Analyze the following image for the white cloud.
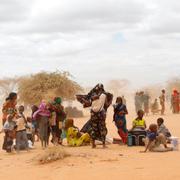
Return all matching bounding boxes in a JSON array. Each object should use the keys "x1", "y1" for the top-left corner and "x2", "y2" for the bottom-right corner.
[{"x1": 0, "y1": 0, "x2": 179, "y2": 89}]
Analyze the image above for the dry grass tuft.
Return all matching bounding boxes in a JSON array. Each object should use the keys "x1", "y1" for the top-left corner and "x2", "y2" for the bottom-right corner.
[{"x1": 38, "y1": 146, "x2": 70, "y2": 164}]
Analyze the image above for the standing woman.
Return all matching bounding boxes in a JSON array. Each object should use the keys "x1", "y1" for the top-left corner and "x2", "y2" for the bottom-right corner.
[
  {"x1": 53, "y1": 97, "x2": 66, "y2": 145},
  {"x1": 89, "y1": 84, "x2": 108, "y2": 148},
  {"x1": 113, "y1": 97, "x2": 128, "y2": 144},
  {"x1": 2, "y1": 92, "x2": 17, "y2": 125},
  {"x1": 33, "y1": 101, "x2": 51, "y2": 149}
]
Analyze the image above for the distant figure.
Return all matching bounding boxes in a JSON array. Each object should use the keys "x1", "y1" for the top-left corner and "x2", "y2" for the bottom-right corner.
[
  {"x1": 151, "y1": 98, "x2": 159, "y2": 115},
  {"x1": 143, "y1": 93, "x2": 150, "y2": 116},
  {"x1": 134, "y1": 92, "x2": 141, "y2": 113},
  {"x1": 113, "y1": 97, "x2": 128, "y2": 144},
  {"x1": 159, "y1": 89, "x2": 166, "y2": 115},
  {"x1": 171, "y1": 90, "x2": 179, "y2": 114}
]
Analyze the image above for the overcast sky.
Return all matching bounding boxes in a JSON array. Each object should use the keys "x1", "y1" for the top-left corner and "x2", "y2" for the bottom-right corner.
[{"x1": 0, "y1": 0, "x2": 180, "y2": 88}]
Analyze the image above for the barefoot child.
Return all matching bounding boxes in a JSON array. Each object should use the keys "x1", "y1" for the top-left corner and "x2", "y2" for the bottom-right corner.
[
  {"x1": 157, "y1": 118, "x2": 171, "y2": 139},
  {"x1": 2, "y1": 115, "x2": 16, "y2": 153},
  {"x1": 15, "y1": 115, "x2": 29, "y2": 152},
  {"x1": 31, "y1": 105, "x2": 39, "y2": 142},
  {"x1": 142, "y1": 124, "x2": 173, "y2": 152},
  {"x1": 26, "y1": 117, "x2": 34, "y2": 145}
]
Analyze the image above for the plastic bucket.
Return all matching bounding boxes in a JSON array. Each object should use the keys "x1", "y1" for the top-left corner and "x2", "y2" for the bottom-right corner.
[{"x1": 170, "y1": 137, "x2": 179, "y2": 151}]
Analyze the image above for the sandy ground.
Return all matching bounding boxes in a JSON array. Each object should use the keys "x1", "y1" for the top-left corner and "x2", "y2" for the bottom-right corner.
[{"x1": 0, "y1": 105, "x2": 180, "y2": 180}]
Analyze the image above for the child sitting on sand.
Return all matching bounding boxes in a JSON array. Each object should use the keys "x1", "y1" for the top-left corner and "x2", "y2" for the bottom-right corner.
[
  {"x1": 157, "y1": 118, "x2": 171, "y2": 139},
  {"x1": 142, "y1": 124, "x2": 173, "y2": 152}
]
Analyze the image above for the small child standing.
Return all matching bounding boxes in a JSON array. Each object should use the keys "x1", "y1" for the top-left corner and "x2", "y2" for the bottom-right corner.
[
  {"x1": 17, "y1": 105, "x2": 26, "y2": 122},
  {"x1": 15, "y1": 105, "x2": 28, "y2": 152},
  {"x1": 26, "y1": 117, "x2": 34, "y2": 145},
  {"x1": 2, "y1": 115, "x2": 16, "y2": 153},
  {"x1": 31, "y1": 105, "x2": 39, "y2": 142}
]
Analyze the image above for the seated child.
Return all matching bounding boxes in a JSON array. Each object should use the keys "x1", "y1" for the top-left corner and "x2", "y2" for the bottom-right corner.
[
  {"x1": 2, "y1": 115, "x2": 16, "y2": 153},
  {"x1": 65, "y1": 119, "x2": 90, "y2": 146},
  {"x1": 142, "y1": 124, "x2": 173, "y2": 152},
  {"x1": 157, "y1": 118, "x2": 171, "y2": 139},
  {"x1": 132, "y1": 110, "x2": 147, "y2": 130}
]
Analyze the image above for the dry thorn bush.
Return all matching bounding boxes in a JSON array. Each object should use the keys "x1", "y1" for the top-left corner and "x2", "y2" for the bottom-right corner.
[{"x1": 38, "y1": 146, "x2": 70, "y2": 164}]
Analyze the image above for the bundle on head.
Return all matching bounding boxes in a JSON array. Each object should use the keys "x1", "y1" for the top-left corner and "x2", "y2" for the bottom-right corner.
[
  {"x1": 76, "y1": 83, "x2": 104, "y2": 107},
  {"x1": 38, "y1": 146, "x2": 70, "y2": 164},
  {"x1": 76, "y1": 94, "x2": 91, "y2": 108}
]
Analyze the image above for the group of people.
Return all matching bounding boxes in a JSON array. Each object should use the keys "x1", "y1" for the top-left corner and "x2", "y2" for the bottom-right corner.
[
  {"x1": 0, "y1": 84, "x2": 176, "y2": 153},
  {"x1": 135, "y1": 89, "x2": 180, "y2": 116},
  {"x1": 1, "y1": 93, "x2": 30, "y2": 152},
  {"x1": 1, "y1": 92, "x2": 90, "y2": 152},
  {"x1": 113, "y1": 98, "x2": 172, "y2": 152},
  {"x1": 134, "y1": 90, "x2": 166, "y2": 116},
  {"x1": 77, "y1": 84, "x2": 173, "y2": 152}
]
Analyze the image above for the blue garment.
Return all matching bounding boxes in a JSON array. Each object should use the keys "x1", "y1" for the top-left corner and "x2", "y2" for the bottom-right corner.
[
  {"x1": 114, "y1": 104, "x2": 128, "y2": 133},
  {"x1": 147, "y1": 131, "x2": 157, "y2": 141}
]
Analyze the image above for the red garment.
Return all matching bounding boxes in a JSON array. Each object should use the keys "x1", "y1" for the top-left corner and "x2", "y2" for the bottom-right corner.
[
  {"x1": 118, "y1": 129, "x2": 128, "y2": 144},
  {"x1": 2, "y1": 100, "x2": 17, "y2": 125},
  {"x1": 172, "y1": 91, "x2": 180, "y2": 113}
]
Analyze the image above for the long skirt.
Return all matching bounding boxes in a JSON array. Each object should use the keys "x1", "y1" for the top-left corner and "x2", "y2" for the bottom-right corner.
[
  {"x1": 89, "y1": 110, "x2": 107, "y2": 143},
  {"x1": 80, "y1": 119, "x2": 91, "y2": 133},
  {"x1": 39, "y1": 116, "x2": 49, "y2": 148},
  {"x1": 16, "y1": 130, "x2": 28, "y2": 151},
  {"x1": 114, "y1": 115, "x2": 128, "y2": 144},
  {"x1": 2, "y1": 132, "x2": 13, "y2": 152}
]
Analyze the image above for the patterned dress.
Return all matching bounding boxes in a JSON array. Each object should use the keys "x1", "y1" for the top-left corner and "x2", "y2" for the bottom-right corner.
[
  {"x1": 86, "y1": 93, "x2": 107, "y2": 143},
  {"x1": 89, "y1": 110, "x2": 107, "y2": 142},
  {"x1": 114, "y1": 103, "x2": 128, "y2": 144}
]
